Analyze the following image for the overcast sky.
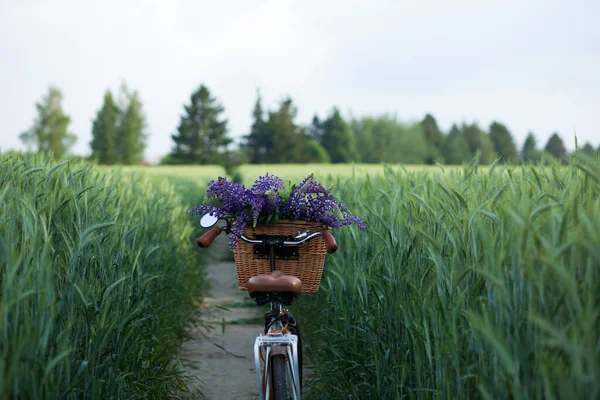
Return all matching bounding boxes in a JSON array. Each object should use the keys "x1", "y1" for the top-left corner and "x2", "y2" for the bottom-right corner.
[{"x1": 1, "y1": 0, "x2": 598, "y2": 162}]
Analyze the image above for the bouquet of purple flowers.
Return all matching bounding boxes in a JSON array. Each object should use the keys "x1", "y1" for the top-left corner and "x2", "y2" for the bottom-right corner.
[{"x1": 191, "y1": 173, "x2": 367, "y2": 249}]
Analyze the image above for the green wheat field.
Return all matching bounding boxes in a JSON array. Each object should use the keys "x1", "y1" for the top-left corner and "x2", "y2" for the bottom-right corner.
[{"x1": 2, "y1": 152, "x2": 599, "y2": 399}]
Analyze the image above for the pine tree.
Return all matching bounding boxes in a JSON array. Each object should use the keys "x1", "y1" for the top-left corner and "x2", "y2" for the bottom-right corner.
[
  {"x1": 116, "y1": 85, "x2": 147, "y2": 165},
  {"x1": 421, "y1": 114, "x2": 443, "y2": 148},
  {"x1": 489, "y1": 121, "x2": 518, "y2": 163},
  {"x1": 321, "y1": 108, "x2": 358, "y2": 163},
  {"x1": 20, "y1": 86, "x2": 76, "y2": 159},
  {"x1": 544, "y1": 133, "x2": 567, "y2": 162},
  {"x1": 308, "y1": 115, "x2": 324, "y2": 143},
  {"x1": 90, "y1": 90, "x2": 120, "y2": 164},
  {"x1": 580, "y1": 142, "x2": 596, "y2": 157},
  {"x1": 461, "y1": 123, "x2": 495, "y2": 164},
  {"x1": 242, "y1": 95, "x2": 311, "y2": 164},
  {"x1": 169, "y1": 85, "x2": 231, "y2": 164},
  {"x1": 443, "y1": 124, "x2": 470, "y2": 165},
  {"x1": 242, "y1": 90, "x2": 270, "y2": 164},
  {"x1": 521, "y1": 132, "x2": 538, "y2": 162},
  {"x1": 420, "y1": 114, "x2": 444, "y2": 164},
  {"x1": 264, "y1": 98, "x2": 310, "y2": 163}
]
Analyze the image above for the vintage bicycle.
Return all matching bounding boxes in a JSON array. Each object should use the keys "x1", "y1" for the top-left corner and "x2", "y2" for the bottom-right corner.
[{"x1": 196, "y1": 213, "x2": 337, "y2": 400}]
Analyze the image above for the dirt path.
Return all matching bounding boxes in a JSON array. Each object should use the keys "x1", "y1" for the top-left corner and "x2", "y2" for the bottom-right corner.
[{"x1": 182, "y1": 234, "x2": 264, "y2": 399}]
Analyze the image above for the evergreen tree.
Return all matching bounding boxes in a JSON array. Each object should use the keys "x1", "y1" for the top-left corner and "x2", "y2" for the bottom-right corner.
[
  {"x1": 443, "y1": 124, "x2": 470, "y2": 165},
  {"x1": 263, "y1": 98, "x2": 310, "y2": 163},
  {"x1": 321, "y1": 108, "x2": 358, "y2": 163},
  {"x1": 580, "y1": 142, "x2": 596, "y2": 157},
  {"x1": 544, "y1": 133, "x2": 567, "y2": 162},
  {"x1": 169, "y1": 85, "x2": 231, "y2": 164},
  {"x1": 421, "y1": 114, "x2": 444, "y2": 164},
  {"x1": 116, "y1": 85, "x2": 147, "y2": 165},
  {"x1": 243, "y1": 90, "x2": 270, "y2": 164},
  {"x1": 489, "y1": 121, "x2": 518, "y2": 163},
  {"x1": 521, "y1": 132, "x2": 538, "y2": 162},
  {"x1": 308, "y1": 115, "x2": 325, "y2": 143},
  {"x1": 20, "y1": 86, "x2": 76, "y2": 159},
  {"x1": 90, "y1": 90, "x2": 120, "y2": 164},
  {"x1": 421, "y1": 114, "x2": 443, "y2": 149},
  {"x1": 242, "y1": 95, "x2": 312, "y2": 164},
  {"x1": 461, "y1": 123, "x2": 495, "y2": 164}
]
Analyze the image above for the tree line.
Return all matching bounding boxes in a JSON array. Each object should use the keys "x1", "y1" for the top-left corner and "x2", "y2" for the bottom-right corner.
[
  {"x1": 16, "y1": 84, "x2": 600, "y2": 165},
  {"x1": 18, "y1": 85, "x2": 147, "y2": 165}
]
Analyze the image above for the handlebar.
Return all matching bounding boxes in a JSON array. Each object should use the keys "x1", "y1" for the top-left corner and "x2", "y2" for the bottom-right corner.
[
  {"x1": 196, "y1": 226, "x2": 222, "y2": 248},
  {"x1": 196, "y1": 225, "x2": 337, "y2": 254}
]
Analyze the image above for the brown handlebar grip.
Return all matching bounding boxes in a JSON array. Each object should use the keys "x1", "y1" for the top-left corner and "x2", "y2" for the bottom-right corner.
[
  {"x1": 322, "y1": 231, "x2": 338, "y2": 254},
  {"x1": 197, "y1": 227, "x2": 222, "y2": 248}
]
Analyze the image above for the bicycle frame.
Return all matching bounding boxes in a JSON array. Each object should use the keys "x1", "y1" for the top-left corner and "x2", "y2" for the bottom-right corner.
[
  {"x1": 196, "y1": 217, "x2": 337, "y2": 400},
  {"x1": 253, "y1": 240, "x2": 302, "y2": 400},
  {"x1": 255, "y1": 309, "x2": 302, "y2": 399}
]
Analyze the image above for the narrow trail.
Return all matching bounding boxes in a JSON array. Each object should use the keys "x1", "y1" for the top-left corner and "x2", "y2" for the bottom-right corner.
[{"x1": 182, "y1": 234, "x2": 264, "y2": 399}]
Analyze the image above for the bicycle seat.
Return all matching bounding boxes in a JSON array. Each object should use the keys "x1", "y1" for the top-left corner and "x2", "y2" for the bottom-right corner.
[{"x1": 247, "y1": 271, "x2": 302, "y2": 294}]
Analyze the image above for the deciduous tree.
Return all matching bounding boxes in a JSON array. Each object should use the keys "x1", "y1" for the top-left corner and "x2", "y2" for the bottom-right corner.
[
  {"x1": 307, "y1": 140, "x2": 331, "y2": 163},
  {"x1": 350, "y1": 115, "x2": 428, "y2": 164},
  {"x1": 20, "y1": 86, "x2": 76, "y2": 159}
]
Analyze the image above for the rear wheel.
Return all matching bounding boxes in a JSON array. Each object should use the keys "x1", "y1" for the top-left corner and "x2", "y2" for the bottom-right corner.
[{"x1": 270, "y1": 354, "x2": 287, "y2": 399}]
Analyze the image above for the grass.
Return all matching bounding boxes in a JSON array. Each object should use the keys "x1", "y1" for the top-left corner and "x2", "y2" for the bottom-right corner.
[
  {"x1": 119, "y1": 163, "x2": 454, "y2": 189},
  {"x1": 0, "y1": 152, "x2": 206, "y2": 399},
  {"x1": 117, "y1": 158, "x2": 598, "y2": 398},
  {"x1": 292, "y1": 155, "x2": 600, "y2": 399},
  {"x1": 14, "y1": 155, "x2": 594, "y2": 398}
]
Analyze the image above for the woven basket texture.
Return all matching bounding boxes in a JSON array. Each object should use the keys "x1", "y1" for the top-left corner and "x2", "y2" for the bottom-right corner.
[{"x1": 233, "y1": 220, "x2": 327, "y2": 293}]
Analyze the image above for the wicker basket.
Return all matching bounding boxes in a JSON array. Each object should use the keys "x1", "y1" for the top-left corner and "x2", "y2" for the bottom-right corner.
[{"x1": 233, "y1": 220, "x2": 328, "y2": 294}]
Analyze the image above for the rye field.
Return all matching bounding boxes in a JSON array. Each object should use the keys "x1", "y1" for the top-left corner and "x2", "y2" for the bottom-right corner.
[
  {"x1": 119, "y1": 163, "x2": 455, "y2": 192},
  {"x1": 0, "y1": 152, "x2": 206, "y2": 399},
  {"x1": 124, "y1": 157, "x2": 599, "y2": 398},
  {"x1": 3, "y1": 153, "x2": 599, "y2": 398},
  {"x1": 292, "y1": 156, "x2": 600, "y2": 399}
]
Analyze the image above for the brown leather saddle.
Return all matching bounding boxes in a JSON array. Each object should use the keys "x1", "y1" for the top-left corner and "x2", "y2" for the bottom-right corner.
[{"x1": 247, "y1": 271, "x2": 302, "y2": 294}]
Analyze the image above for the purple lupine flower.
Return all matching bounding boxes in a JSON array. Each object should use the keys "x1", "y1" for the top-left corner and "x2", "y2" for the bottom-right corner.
[
  {"x1": 229, "y1": 208, "x2": 251, "y2": 250},
  {"x1": 252, "y1": 173, "x2": 285, "y2": 195},
  {"x1": 250, "y1": 195, "x2": 265, "y2": 227},
  {"x1": 190, "y1": 204, "x2": 229, "y2": 220},
  {"x1": 204, "y1": 177, "x2": 253, "y2": 213},
  {"x1": 249, "y1": 174, "x2": 285, "y2": 227},
  {"x1": 191, "y1": 173, "x2": 367, "y2": 250}
]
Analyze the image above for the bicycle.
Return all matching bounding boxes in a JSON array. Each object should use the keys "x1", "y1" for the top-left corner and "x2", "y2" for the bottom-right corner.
[{"x1": 196, "y1": 214, "x2": 337, "y2": 400}]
